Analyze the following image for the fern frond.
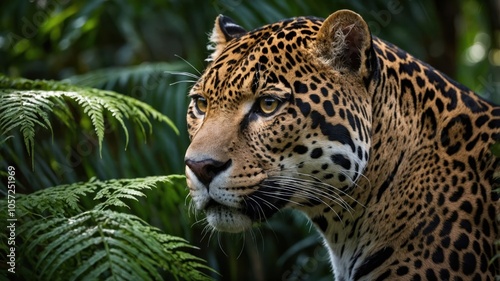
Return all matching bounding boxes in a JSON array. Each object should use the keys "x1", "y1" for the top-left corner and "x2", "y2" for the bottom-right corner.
[
  {"x1": 0, "y1": 90, "x2": 57, "y2": 166},
  {"x1": 9, "y1": 174, "x2": 215, "y2": 280},
  {"x1": 0, "y1": 74, "x2": 177, "y2": 165},
  {"x1": 16, "y1": 176, "x2": 182, "y2": 217},
  {"x1": 93, "y1": 175, "x2": 175, "y2": 210},
  {"x1": 15, "y1": 178, "x2": 98, "y2": 217},
  {"x1": 22, "y1": 210, "x2": 213, "y2": 281}
]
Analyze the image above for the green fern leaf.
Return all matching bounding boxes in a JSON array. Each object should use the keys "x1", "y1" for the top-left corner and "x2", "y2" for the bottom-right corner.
[
  {"x1": 16, "y1": 179, "x2": 98, "y2": 217},
  {"x1": 41, "y1": 231, "x2": 100, "y2": 278},
  {"x1": 108, "y1": 230, "x2": 162, "y2": 267},
  {"x1": 93, "y1": 176, "x2": 171, "y2": 210},
  {"x1": 68, "y1": 93, "x2": 106, "y2": 153},
  {"x1": 23, "y1": 217, "x2": 70, "y2": 255},
  {"x1": 107, "y1": 255, "x2": 140, "y2": 281},
  {"x1": 16, "y1": 176, "x2": 180, "y2": 218},
  {"x1": 14, "y1": 175, "x2": 214, "y2": 280},
  {"x1": 0, "y1": 90, "x2": 56, "y2": 166},
  {"x1": 108, "y1": 248, "x2": 154, "y2": 280},
  {"x1": 105, "y1": 237, "x2": 162, "y2": 280},
  {"x1": 69, "y1": 250, "x2": 107, "y2": 281},
  {"x1": 81, "y1": 259, "x2": 111, "y2": 281},
  {"x1": 23, "y1": 210, "x2": 213, "y2": 281},
  {"x1": 0, "y1": 74, "x2": 177, "y2": 165}
]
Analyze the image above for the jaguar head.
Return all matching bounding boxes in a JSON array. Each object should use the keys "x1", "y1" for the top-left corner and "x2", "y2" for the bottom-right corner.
[{"x1": 184, "y1": 10, "x2": 377, "y2": 233}]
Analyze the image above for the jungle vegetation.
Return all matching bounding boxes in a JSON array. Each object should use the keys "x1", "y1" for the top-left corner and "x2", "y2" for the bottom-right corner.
[{"x1": 1, "y1": 1, "x2": 499, "y2": 280}]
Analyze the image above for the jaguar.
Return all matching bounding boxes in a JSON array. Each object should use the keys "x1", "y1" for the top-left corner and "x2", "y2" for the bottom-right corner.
[{"x1": 184, "y1": 9, "x2": 500, "y2": 280}]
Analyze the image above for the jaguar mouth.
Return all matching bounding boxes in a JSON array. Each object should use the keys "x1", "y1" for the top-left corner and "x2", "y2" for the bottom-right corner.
[
  {"x1": 204, "y1": 200, "x2": 253, "y2": 233},
  {"x1": 204, "y1": 197, "x2": 278, "y2": 221},
  {"x1": 202, "y1": 181, "x2": 289, "y2": 233},
  {"x1": 243, "y1": 180, "x2": 290, "y2": 220}
]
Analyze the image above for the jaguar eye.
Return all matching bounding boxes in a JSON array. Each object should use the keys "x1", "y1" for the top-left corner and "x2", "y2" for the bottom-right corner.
[
  {"x1": 194, "y1": 96, "x2": 208, "y2": 114},
  {"x1": 258, "y1": 96, "x2": 280, "y2": 115}
]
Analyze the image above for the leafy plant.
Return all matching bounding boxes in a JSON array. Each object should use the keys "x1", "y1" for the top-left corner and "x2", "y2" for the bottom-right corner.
[
  {"x1": 0, "y1": 75, "x2": 214, "y2": 280},
  {"x1": 0, "y1": 176, "x2": 214, "y2": 281},
  {"x1": 0, "y1": 74, "x2": 177, "y2": 167}
]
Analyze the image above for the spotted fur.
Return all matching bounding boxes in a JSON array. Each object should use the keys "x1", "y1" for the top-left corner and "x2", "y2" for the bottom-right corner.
[{"x1": 184, "y1": 10, "x2": 500, "y2": 280}]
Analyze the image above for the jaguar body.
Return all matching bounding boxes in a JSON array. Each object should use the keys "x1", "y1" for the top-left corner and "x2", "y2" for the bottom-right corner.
[{"x1": 184, "y1": 10, "x2": 500, "y2": 280}]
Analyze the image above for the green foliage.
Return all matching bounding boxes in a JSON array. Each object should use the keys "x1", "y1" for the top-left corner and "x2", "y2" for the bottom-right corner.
[
  {"x1": 0, "y1": 72, "x2": 213, "y2": 279},
  {"x1": 1, "y1": 1, "x2": 498, "y2": 280},
  {"x1": 0, "y1": 74, "x2": 177, "y2": 167},
  {"x1": 0, "y1": 176, "x2": 214, "y2": 281}
]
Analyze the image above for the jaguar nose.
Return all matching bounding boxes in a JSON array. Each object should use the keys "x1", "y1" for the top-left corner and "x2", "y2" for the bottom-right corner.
[{"x1": 185, "y1": 158, "x2": 232, "y2": 187}]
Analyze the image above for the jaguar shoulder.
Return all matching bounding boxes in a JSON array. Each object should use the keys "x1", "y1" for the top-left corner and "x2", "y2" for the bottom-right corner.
[{"x1": 184, "y1": 9, "x2": 500, "y2": 280}]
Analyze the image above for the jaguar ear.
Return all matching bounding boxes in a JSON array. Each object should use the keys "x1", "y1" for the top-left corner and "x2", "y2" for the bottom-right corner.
[
  {"x1": 314, "y1": 10, "x2": 377, "y2": 82},
  {"x1": 207, "y1": 15, "x2": 247, "y2": 61}
]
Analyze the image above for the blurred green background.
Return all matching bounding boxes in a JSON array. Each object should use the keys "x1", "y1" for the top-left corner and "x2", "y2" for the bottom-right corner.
[{"x1": 1, "y1": 0, "x2": 499, "y2": 280}]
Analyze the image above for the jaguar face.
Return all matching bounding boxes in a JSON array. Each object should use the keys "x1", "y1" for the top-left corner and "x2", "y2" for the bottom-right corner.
[{"x1": 184, "y1": 11, "x2": 375, "y2": 233}]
